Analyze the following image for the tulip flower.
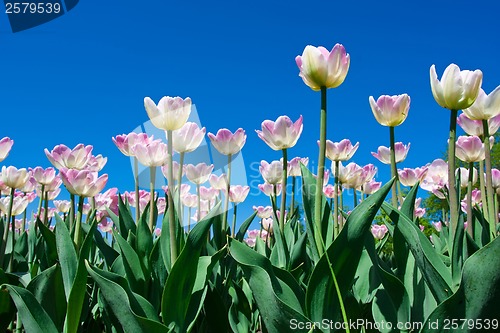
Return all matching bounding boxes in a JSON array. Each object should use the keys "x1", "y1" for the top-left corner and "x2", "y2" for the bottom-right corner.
[
  {"x1": 261, "y1": 218, "x2": 273, "y2": 232},
  {"x1": 45, "y1": 144, "x2": 93, "y2": 170},
  {"x1": 228, "y1": 185, "x2": 250, "y2": 204},
  {"x1": 431, "y1": 221, "x2": 443, "y2": 232},
  {"x1": 258, "y1": 183, "x2": 282, "y2": 197},
  {"x1": 160, "y1": 161, "x2": 183, "y2": 182},
  {"x1": 30, "y1": 166, "x2": 57, "y2": 186},
  {"x1": 0, "y1": 196, "x2": 29, "y2": 216},
  {"x1": 455, "y1": 135, "x2": 485, "y2": 163},
  {"x1": 172, "y1": 122, "x2": 206, "y2": 153},
  {"x1": 287, "y1": 157, "x2": 309, "y2": 177},
  {"x1": 360, "y1": 164, "x2": 378, "y2": 184},
  {"x1": 144, "y1": 96, "x2": 192, "y2": 131},
  {"x1": 414, "y1": 198, "x2": 426, "y2": 218},
  {"x1": 371, "y1": 224, "x2": 388, "y2": 240},
  {"x1": 295, "y1": 44, "x2": 350, "y2": 91},
  {"x1": 256, "y1": 115, "x2": 303, "y2": 151},
  {"x1": 323, "y1": 184, "x2": 341, "y2": 198},
  {"x1": 332, "y1": 162, "x2": 364, "y2": 189},
  {"x1": 112, "y1": 132, "x2": 153, "y2": 157},
  {"x1": 259, "y1": 160, "x2": 283, "y2": 185},
  {"x1": 181, "y1": 193, "x2": 198, "y2": 208},
  {"x1": 185, "y1": 163, "x2": 213, "y2": 185},
  {"x1": 1, "y1": 166, "x2": 29, "y2": 189},
  {"x1": 430, "y1": 64, "x2": 483, "y2": 111},
  {"x1": 457, "y1": 113, "x2": 500, "y2": 137},
  {"x1": 430, "y1": 64, "x2": 483, "y2": 233},
  {"x1": 398, "y1": 167, "x2": 428, "y2": 187},
  {"x1": 60, "y1": 168, "x2": 108, "y2": 198},
  {"x1": 371, "y1": 143, "x2": 410, "y2": 165},
  {"x1": 54, "y1": 200, "x2": 71, "y2": 213},
  {"x1": 361, "y1": 179, "x2": 382, "y2": 195},
  {"x1": 369, "y1": 94, "x2": 410, "y2": 127},
  {"x1": 199, "y1": 186, "x2": 219, "y2": 201},
  {"x1": 209, "y1": 173, "x2": 227, "y2": 190},
  {"x1": 420, "y1": 159, "x2": 448, "y2": 195},
  {"x1": 491, "y1": 169, "x2": 500, "y2": 189},
  {"x1": 133, "y1": 140, "x2": 169, "y2": 167},
  {"x1": 462, "y1": 87, "x2": 500, "y2": 121},
  {"x1": 98, "y1": 218, "x2": 114, "y2": 233},
  {"x1": 208, "y1": 128, "x2": 246, "y2": 155},
  {"x1": 20, "y1": 176, "x2": 37, "y2": 193},
  {"x1": 0, "y1": 137, "x2": 14, "y2": 162},
  {"x1": 253, "y1": 205, "x2": 273, "y2": 219},
  {"x1": 324, "y1": 139, "x2": 359, "y2": 162}
]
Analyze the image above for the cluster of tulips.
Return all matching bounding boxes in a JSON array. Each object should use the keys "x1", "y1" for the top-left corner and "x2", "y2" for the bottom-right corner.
[{"x1": 0, "y1": 42, "x2": 499, "y2": 333}]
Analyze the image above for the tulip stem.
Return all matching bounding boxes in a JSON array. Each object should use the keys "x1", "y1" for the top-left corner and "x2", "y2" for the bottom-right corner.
[
  {"x1": 232, "y1": 204, "x2": 238, "y2": 238},
  {"x1": 223, "y1": 154, "x2": 232, "y2": 237},
  {"x1": 314, "y1": 86, "x2": 327, "y2": 256},
  {"x1": 479, "y1": 159, "x2": 488, "y2": 220},
  {"x1": 448, "y1": 109, "x2": 459, "y2": 235},
  {"x1": 0, "y1": 188, "x2": 15, "y2": 270},
  {"x1": 149, "y1": 166, "x2": 156, "y2": 231},
  {"x1": 353, "y1": 189, "x2": 358, "y2": 208},
  {"x1": 196, "y1": 183, "x2": 201, "y2": 223},
  {"x1": 69, "y1": 194, "x2": 75, "y2": 234},
  {"x1": 166, "y1": 130, "x2": 178, "y2": 265},
  {"x1": 290, "y1": 176, "x2": 296, "y2": 218},
  {"x1": 334, "y1": 161, "x2": 339, "y2": 238},
  {"x1": 339, "y1": 184, "x2": 344, "y2": 230},
  {"x1": 482, "y1": 120, "x2": 497, "y2": 237},
  {"x1": 74, "y1": 196, "x2": 85, "y2": 251},
  {"x1": 279, "y1": 149, "x2": 288, "y2": 233},
  {"x1": 177, "y1": 152, "x2": 185, "y2": 225},
  {"x1": 466, "y1": 162, "x2": 474, "y2": 236},
  {"x1": 36, "y1": 185, "x2": 45, "y2": 224},
  {"x1": 389, "y1": 126, "x2": 398, "y2": 208},
  {"x1": 133, "y1": 157, "x2": 140, "y2": 223}
]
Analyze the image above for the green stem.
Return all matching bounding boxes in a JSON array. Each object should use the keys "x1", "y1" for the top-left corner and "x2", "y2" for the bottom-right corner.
[
  {"x1": 177, "y1": 152, "x2": 185, "y2": 226},
  {"x1": 74, "y1": 196, "x2": 85, "y2": 251},
  {"x1": 149, "y1": 166, "x2": 156, "y2": 231},
  {"x1": 279, "y1": 149, "x2": 288, "y2": 233},
  {"x1": 196, "y1": 183, "x2": 201, "y2": 222},
  {"x1": 134, "y1": 157, "x2": 140, "y2": 223},
  {"x1": 389, "y1": 126, "x2": 398, "y2": 208},
  {"x1": 313, "y1": 86, "x2": 327, "y2": 256},
  {"x1": 187, "y1": 207, "x2": 192, "y2": 232},
  {"x1": 479, "y1": 159, "x2": 488, "y2": 220},
  {"x1": 223, "y1": 154, "x2": 232, "y2": 235},
  {"x1": 36, "y1": 185, "x2": 45, "y2": 222},
  {"x1": 166, "y1": 130, "x2": 178, "y2": 265},
  {"x1": 290, "y1": 176, "x2": 296, "y2": 217},
  {"x1": 69, "y1": 194, "x2": 75, "y2": 234},
  {"x1": 482, "y1": 120, "x2": 497, "y2": 238},
  {"x1": 232, "y1": 204, "x2": 238, "y2": 238},
  {"x1": 334, "y1": 161, "x2": 339, "y2": 238},
  {"x1": 9, "y1": 214, "x2": 15, "y2": 270},
  {"x1": 466, "y1": 162, "x2": 474, "y2": 237},
  {"x1": 448, "y1": 109, "x2": 459, "y2": 235},
  {"x1": 0, "y1": 188, "x2": 15, "y2": 268},
  {"x1": 339, "y1": 183, "x2": 344, "y2": 230},
  {"x1": 43, "y1": 190, "x2": 49, "y2": 226},
  {"x1": 353, "y1": 189, "x2": 358, "y2": 208}
]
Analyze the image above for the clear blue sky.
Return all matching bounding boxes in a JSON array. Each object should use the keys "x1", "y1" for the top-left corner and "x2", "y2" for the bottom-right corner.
[{"x1": 1, "y1": 0, "x2": 500, "y2": 224}]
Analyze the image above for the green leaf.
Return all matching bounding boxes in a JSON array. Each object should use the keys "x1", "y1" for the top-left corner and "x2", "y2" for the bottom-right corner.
[
  {"x1": 305, "y1": 179, "x2": 393, "y2": 327},
  {"x1": 136, "y1": 201, "x2": 154, "y2": 272},
  {"x1": 161, "y1": 205, "x2": 219, "y2": 332},
  {"x1": 420, "y1": 236, "x2": 500, "y2": 332},
  {"x1": 300, "y1": 164, "x2": 320, "y2": 263},
  {"x1": 236, "y1": 211, "x2": 257, "y2": 242},
  {"x1": 64, "y1": 219, "x2": 98, "y2": 333},
  {"x1": 27, "y1": 264, "x2": 66, "y2": 330},
  {"x1": 117, "y1": 194, "x2": 137, "y2": 235},
  {"x1": 1, "y1": 284, "x2": 59, "y2": 333},
  {"x1": 86, "y1": 262, "x2": 169, "y2": 333},
  {"x1": 37, "y1": 219, "x2": 58, "y2": 266},
  {"x1": 382, "y1": 201, "x2": 453, "y2": 303},
  {"x1": 92, "y1": 226, "x2": 119, "y2": 268},
  {"x1": 0, "y1": 269, "x2": 16, "y2": 332},
  {"x1": 55, "y1": 220, "x2": 78, "y2": 301},
  {"x1": 114, "y1": 231, "x2": 147, "y2": 296},
  {"x1": 229, "y1": 239, "x2": 314, "y2": 333}
]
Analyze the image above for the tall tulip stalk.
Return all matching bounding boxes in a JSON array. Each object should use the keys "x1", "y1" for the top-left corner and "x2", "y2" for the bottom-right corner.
[
  {"x1": 257, "y1": 116, "x2": 303, "y2": 234},
  {"x1": 430, "y1": 64, "x2": 483, "y2": 234},
  {"x1": 144, "y1": 96, "x2": 192, "y2": 264},
  {"x1": 296, "y1": 44, "x2": 350, "y2": 254},
  {"x1": 369, "y1": 94, "x2": 411, "y2": 208},
  {"x1": 463, "y1": 87, "x2": 500, "y2": 235}
]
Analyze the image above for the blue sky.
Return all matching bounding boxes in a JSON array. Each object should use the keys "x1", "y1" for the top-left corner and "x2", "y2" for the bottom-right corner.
[{"x1": 1, "y1": 0, "x2": 500, "y2": 226}]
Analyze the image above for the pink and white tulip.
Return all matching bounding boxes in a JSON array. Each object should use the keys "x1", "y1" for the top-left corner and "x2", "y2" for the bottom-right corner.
[
  {"x1": 369, "y1": 94, "x2": 410, "y2": 127},
  {"x1": 1, "y1": 166, "x2": 29, "y2": 189},
  {"x1": 253, "y1": 205, "x2": 273, "y2": 219},
  {"x1": 31, "y1": 166, "x2": 57, "y2": 186},
  {"x1": 228, "y1": 185, "x2": 250, "y2": 203},
  {"x1": 209, "y1": 173, "x2": 227, "y2": 190},
  {"x1": 185, "y1": 163, "x2": 214, "y2": 185},
  {"x1": 208, "y1": 128, "x2": 246, "y2": 155},
  {"x1": 371, "y1": 224, "x2": 388, "y2": 240},
  {"x1": 256, "y1": 115, "x2": 303, "y2": 151},
  {"x1": 462, "y1": 87, "x2": 500, "y2": 120},
  {"x1": 371, "y1": 142, "x2": 410, "y2": 165},
  {"x1": 133, "y1": 140, "x2": 169, "y2": 167},
  {"x1": 430, "y1": 64, "x2": 483, "y2": 110},
  {"x1": 45, "y1": 144, "x2": 93, "y2": 170},
  {"x1": 398, "y1": 167, "x2": 428, "y2": 187},
  {"x1": 455, "y1": 135, "x2": 485, "y2": 163},
  {"x1": 144, "y1": 96, "x2": 192, "y2": 131},
  {"x1": 287, "y1": 157, "x2": 309, "y2": 177},
  {"x1": 60, "y1": 168, "x2": 108, "y2": 198},
  {"x1": 0, "y1": 137, "x2": 14, "y2": 162},
  {"x1": 259, "y1": 160, "x2": 283, "y2": 185},
  {"x1": 172, "y1": 122, "x2": 206, "y2": 153},
  {"x1": 457, "y1": 113, "x2": 500, "y2": 136},
  {"x1": 324, "y1": 139, "x2": 359, "y2": 161},
  {"x1": 295, "y1": 44, "x2": 350, "y2": 91},
  {"x1": 112, "y1": 133, "x2": 153, "y2": 157}
]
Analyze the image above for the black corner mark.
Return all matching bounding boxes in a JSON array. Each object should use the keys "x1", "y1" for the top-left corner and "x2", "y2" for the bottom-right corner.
[{"x1": 4, "y1": 0, "x2": 80, "y2": 33}]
